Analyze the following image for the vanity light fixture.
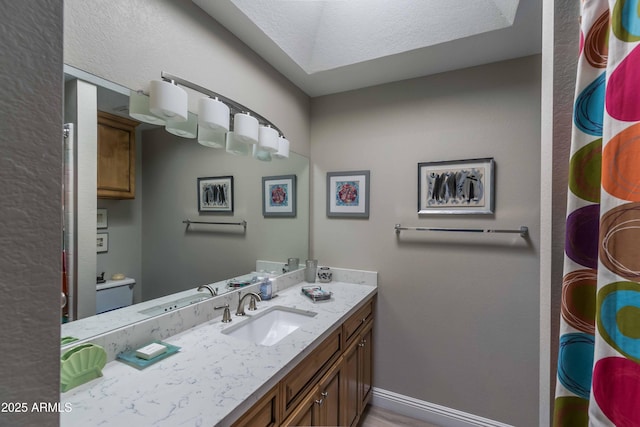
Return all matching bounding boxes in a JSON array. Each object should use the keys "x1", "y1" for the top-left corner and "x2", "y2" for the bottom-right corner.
[
  {"x1": 233, "y1": 112, "x2": 259, "y2": 145},
  {"x1": 258, "y1": 125, "x2": 279, "y2": 153},
  {"x1": 138, "y1": 72, "x2": 291, "y2": 159},
  {"x1": 273, "y1": 136, "x2": 290, "y2": 159},
  {"x1": 225, "y1": 131, "x2": 250, "y2": 156},
  {"x1": 252, "y1": 144, "x2": 272, "y2": 161},
  {"x1": 197, "y1": 126, "x2": 226, "y2": 148},
  {"x1": 165, "y1": 111, "x2": 198, "y2": 139},
  {"x1": 128, "y1": 90, "x2": 166, "y2": 125},
  {"x1": 198, "y1": 97, "x2": 229, "y2": 131},
  {"x1": 149, "y1": 79, "x2": 188, "y2": 122}
]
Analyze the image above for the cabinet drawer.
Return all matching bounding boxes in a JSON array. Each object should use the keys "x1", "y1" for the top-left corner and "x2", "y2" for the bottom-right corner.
[
  {"x1": 232, "y1": 385, "x2": 278, "y2": 427},
  {"x1": 281, "y1": 327, "x2": 342, "y2": 418},
  {"x1": 343, "y1": 299, "x2": 373, "y2": 348}
]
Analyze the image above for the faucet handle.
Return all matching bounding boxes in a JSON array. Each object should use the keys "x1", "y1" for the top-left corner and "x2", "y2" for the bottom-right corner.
[
  {"x1": 248, "y1": 296, "x2": 258, "y2": 311},
  {"x1": 214, "y1": 304, "x2": 232, "y2": 323}
]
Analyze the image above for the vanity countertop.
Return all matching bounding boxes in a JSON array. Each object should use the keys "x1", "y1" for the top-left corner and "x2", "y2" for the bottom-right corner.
[{"x1": 60, "y1": 281, "x2": 377, "y2": 427}]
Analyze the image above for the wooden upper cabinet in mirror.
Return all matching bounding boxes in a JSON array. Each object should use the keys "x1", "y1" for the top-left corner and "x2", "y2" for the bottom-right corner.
[{"x1": 97, "y1": 111, "x2": 139, "y2": 199}]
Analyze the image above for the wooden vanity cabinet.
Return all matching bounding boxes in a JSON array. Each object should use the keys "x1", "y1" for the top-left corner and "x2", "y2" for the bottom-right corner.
[
  {"x1": 97, "y1": 111, "x2": 138, "y2": 199},
  {"x1": 281, "y1": 358, "x2": 343, "y2": 427},
  {"x1": 232, "y1": 295, "x2": 375, "y2": 427},
  {"x1": 280, "y1": 328, "x2": 342, "y2": 419},
  {"x1": 344, "y1": 316, "x2": 373, "y2": 427},
  {"x1": 232, "y1": 385, "x2": 279, "y2": 427}
]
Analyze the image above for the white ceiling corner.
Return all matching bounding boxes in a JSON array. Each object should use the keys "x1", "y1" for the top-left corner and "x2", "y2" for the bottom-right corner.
[{"x1": 192, "y1": 0, "x2": 540, "y2": 97}]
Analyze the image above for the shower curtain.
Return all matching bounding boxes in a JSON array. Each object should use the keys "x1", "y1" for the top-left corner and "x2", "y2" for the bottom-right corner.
[{"x1": 554, "y1": 0, "x2": 640, "y2": 425}]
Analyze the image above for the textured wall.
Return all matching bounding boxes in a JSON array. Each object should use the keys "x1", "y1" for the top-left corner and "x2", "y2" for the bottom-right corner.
[
  {"x1": 311, "y1": 56, "x2": 541, "y2": 426},
  {"x1": 63, "y1": 0, "x2": 310, "y2": 157},
  {"x1": 0, "y1": 1, "x2": 63, "y2": 426}
]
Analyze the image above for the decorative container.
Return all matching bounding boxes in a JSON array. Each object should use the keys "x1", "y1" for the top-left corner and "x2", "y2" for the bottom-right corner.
[
  {"x1": 60, "y1": 343, "x2": 107, "y2": 392},
  {"x1": 317, "y1": 267, "x2": 333, "y2": 283}
]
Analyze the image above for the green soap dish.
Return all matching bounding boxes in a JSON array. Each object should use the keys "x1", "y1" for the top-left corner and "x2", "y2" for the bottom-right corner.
[
  {"x1": 61, "y1": 336, "x2": 78, "y2": 346},
  {"x1": 116, "y1": 341, "x2": 180, "y2": 370},
  {"x1": 60, "y1": 343, "x2": 107, "y2": 392}
]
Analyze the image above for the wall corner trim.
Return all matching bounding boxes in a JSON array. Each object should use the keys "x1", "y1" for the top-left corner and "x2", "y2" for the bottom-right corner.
[{"x1": 371, "y1": 388, "x2": 514, "y2": 427}]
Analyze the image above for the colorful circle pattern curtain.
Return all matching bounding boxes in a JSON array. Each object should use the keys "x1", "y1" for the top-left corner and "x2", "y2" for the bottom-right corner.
[{"x1": 554, "y1": 1, "x2": 640, "y2": 425}]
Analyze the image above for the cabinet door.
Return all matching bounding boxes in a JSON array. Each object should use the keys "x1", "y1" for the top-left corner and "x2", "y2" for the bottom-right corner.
[
  {"x1": 281, "y1": 385, "x2": 320, "y2": 427},
  {"x1": 343, "y1": 341, "x2": 359, "y2": 427},
  {"x1": 359, "y1": 321, "x2": 374, "y2": 410},
  {"x1": 97, "y1": 111, "x2": 138, "y2": 199},
  {"x1": 317, "y1": 358, "x2": 342, "y2": 427}
]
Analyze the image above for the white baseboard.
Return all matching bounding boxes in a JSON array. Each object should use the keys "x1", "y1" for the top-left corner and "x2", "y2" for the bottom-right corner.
[{"x1": 370, "y1": 388, "x2": 514, "y2": 427}]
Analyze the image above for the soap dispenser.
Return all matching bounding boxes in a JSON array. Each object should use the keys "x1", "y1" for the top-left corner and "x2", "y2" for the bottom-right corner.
[{"x1": 260, "y1": 279, "x2": 273, "y2": 300}]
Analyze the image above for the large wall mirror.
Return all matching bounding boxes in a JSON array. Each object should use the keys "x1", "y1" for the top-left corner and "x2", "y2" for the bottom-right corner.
[{"x1": 61, "y1": 66, "x2": 309, "y2": 343}]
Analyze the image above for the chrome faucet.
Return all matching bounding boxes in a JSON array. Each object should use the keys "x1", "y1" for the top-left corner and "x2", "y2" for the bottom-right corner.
[
  {"x1": 236, "y1": 292, "x2": 261, "y2": 316},
  {"x1": 197, "y1": 284, "x2": 217, "y2": 297}
]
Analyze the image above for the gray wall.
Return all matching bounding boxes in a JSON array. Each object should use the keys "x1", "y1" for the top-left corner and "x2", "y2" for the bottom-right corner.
[
  {"x1": 0, "y1": 1, "x2": 63, "y2": 426},
  {"x1": 310, "y1": 55, "x2": 542, "y2": 426},
  {"x1": 141, "y1": 128, "x2": 309, "y2": 301}
]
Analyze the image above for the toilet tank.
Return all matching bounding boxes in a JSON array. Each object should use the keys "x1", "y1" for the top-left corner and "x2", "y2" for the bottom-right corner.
[{"x1": 96, "y1": 278, "x2": 136, "y2": 314}]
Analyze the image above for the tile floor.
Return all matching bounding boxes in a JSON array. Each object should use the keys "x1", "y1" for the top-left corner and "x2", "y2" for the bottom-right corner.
[{"x1": 359, "y1": 405, "x2": 440, "y2": 427}]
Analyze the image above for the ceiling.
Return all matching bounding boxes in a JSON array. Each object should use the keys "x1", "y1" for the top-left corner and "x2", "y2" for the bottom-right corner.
[{"x1": 193, "y1": 0, "x2": 542, "y2": 97}]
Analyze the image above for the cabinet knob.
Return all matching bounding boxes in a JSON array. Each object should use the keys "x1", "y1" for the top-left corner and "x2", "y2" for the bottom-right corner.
[
  {"x1": 359, "y1": 339, "x2": 367, "y2": 347},
  {"x1": 315, "y1": 391, "x2": 328, "y2": 406}
]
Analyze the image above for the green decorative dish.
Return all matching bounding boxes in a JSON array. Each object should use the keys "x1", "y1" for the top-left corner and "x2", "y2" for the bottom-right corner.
[
  {"x1": 60, "y1": 336, "x2": 78, "y2": 346},
  {"x1": 60, "y1": 343, "x2": 107, "y2": 392}
]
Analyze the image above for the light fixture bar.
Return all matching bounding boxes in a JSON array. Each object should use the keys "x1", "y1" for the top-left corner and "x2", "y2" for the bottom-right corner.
[{"x1": 161, "y1": 72, "x2": 285, "y2": 138}]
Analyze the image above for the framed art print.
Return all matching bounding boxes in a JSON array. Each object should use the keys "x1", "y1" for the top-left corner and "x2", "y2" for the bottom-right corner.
[
  {"x1": 96, "y1": 233, "x2": 108, "y2": 253},
  {"x1": 198, "y1": 176, "x2": 234, "y2": 213},
  {"x1": 262, "y1": 175, "x2": 296, "y2": 217},
  {"x1": 97, "y1": 208, "x2": 108, "y2": 229},
  {"x1": 326, "y1": 170, "x2": 370, "y2": 218},
  {"x1": 418, "y1": 158, "x2": 494, "y2": 215}
]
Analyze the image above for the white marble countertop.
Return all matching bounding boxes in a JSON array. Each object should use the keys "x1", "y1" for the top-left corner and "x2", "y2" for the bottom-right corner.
[{"x1": 60, "y1": 280, "x2": 377, "y2": 427}]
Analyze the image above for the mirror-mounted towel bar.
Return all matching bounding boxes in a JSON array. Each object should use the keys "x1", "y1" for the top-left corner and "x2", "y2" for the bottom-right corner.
[
  {"x1": 183, "y1": 219, "x2": 247, "y2": 230},
  {"x1": 394, "y1": 224, "x2": 528, "y2": 238}
]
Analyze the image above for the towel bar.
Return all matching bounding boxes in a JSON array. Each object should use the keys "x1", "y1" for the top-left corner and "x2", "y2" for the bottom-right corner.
[{"x1": 394, "y1": 224, "x2": 528, "y2": 238}]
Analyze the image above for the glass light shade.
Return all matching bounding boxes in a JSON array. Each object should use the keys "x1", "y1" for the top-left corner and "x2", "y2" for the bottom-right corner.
[
  {"x1": 197, "y1": 126, "x2": 226, "y2": 148},
  {"x1": 128, "y1": 90, "x2": 166, "y2": 125},
  {"x1": 198, "y1": 97, "x2": 230, "y2": 131},
  {"x1": 273, "y1": 136, "x2": 290, "y2": 159},
  {"x1": 252, "y1": 144, "x2": 272, "y2": 161},
  {"x1": 258, "y1": 125, "x2": 279, "y2": 153},
  {"x1": 225, "y1": 131, "x2": 250, "y2": 156},
  {"x1": 166, "y1": 111, "x2": 197, "y2": 138},
  {"x1": 149, "y1": 80, "x2": 188, "y2": 122},
  {"x1": 233, "y1": 112, "x2": 259, "y2": 145}
]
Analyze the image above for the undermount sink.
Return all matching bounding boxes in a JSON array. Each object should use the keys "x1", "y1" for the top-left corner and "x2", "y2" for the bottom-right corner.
[
  {"x1": 138, "y1": 294, "x2": 211, "y2": 317},
  {"x1": 222, "y1": 306, "x2": 317, "y2": 346}
]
